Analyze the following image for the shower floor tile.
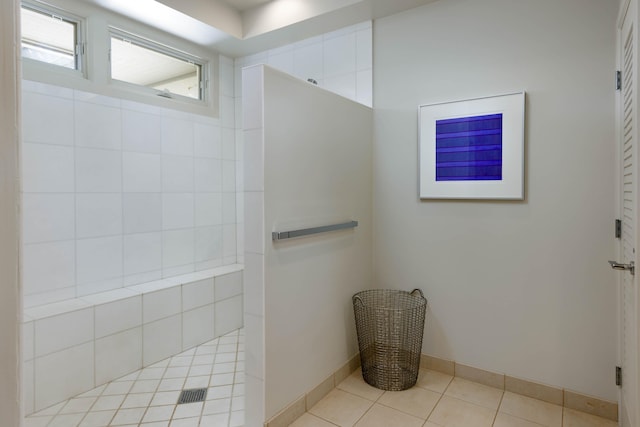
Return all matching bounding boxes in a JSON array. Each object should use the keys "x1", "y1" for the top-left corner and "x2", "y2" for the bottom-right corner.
[{"x1": 25, "y1": 329, "x2": 244, "y2": 427}]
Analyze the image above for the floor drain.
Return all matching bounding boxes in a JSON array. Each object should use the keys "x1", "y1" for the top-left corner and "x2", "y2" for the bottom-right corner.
[{"x1": 177, "y1": 388, "x2": 208, "y2": 404}]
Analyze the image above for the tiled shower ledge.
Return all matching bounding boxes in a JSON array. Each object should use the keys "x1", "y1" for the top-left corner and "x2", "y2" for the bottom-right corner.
[
  {"x1": 23, "y1": 264, "x2": 244, "y2": 416},
  {"x1": 24, "y1": 329, "x2": 245, "y2": 427},
  {"x1": 23, "y1": 265, "x2": 243, "y2": 321}
]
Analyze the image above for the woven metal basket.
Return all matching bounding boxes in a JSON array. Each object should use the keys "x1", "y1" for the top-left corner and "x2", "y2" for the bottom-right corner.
[{"x1": 353, "y1": 289, "x2": 427, "y2": 391}]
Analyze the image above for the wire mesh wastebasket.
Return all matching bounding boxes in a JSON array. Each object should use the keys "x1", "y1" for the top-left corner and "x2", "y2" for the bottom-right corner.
[{"x1": 353, "y1": 289, "x2": 427, "y2": 391}]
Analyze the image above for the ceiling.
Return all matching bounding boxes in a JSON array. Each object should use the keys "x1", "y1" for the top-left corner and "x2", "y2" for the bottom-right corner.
[
  {"x1": 90, "y1": 0, "x2": 439, "y2": 57},
  {"x1": 220, "y1": 0, "x2": 272, "y2": 12}
]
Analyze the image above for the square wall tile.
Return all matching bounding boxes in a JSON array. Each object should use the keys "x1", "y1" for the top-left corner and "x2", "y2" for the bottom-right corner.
[
  {"x1": 124, "y1": 232, "x2": 162, "y2": 276},
  {"x1": 195, "y1": 158, "x2": 223, "y2": 192},
  {"x1": 76, "y1": 236, "x2": 123, "y2": 286},
  {"x1": 222, "y1": 161, "x2": 236, "y2": 193},
  {"x1": 355, "y1": 29, "x2": 372, "y2": 71},
  {"x1": 123, "y1": 152, "x2": 162, "y2": 193},
  {"x1": 96, "y1": 328, "x2": 143, "y2": 385},
  {"x1": 123, "y1": 193, "x2": 162, "y2": 234},
  {"x1": 162, "y1": 193, "x2": 195, "y2": 230},
  {"x1": 293, "y1": 42, "x2": 323, "y2": 83},
  {"x1": 22, "y1": 194, "x2": 75, "y2": 244},
  {"x1": 22, "y1": 92, "x2": 74, "y2": 146},
  {"x1": 268, "y1": 50, "x2": 294, "y2": 75},
  {"x1": 122, "y1": 99, "x2": 162, "y2": 115},
  {"x1": 164, "y1": 264, "x2": 195, "y2": 278},
  {"x1": 75, "y1": 90, "x2": 121, "y2": 107},
  {"x1": 163, "y1": 229, "x2": 195, "y2": 269},
  {"x1": 35, "y1": 342, "x2": 94, "y2": 412},
  {"x1": 324, "y1": 73, "x2": 357, "y2": 101},
  {"x1": 162, "y1": 155, "x2": 194, "y2": 192},
  {"x1": 194, "y1": 122, "x2": 222, "y2": 159},
  {"x1": 23, "y1": 79, "x2": 74, "y2": 98},
  {"x1": 220, "y1": 58, "x2": 235, "y2": 97},
  {"x1": 222, "y1": 128, "x2": 235, "y2": 161},
  {"x1": 75, "y1": 102, "x2": 122, "y2": 150},
  {"x1": 75, "y1": 148, "x2": 122, "y2": 193},
  {"x1": 242, "y1": 66, "x2": 264, "y2": 130},
  {"x1": 196, "y1": 259, "x2": 223, "y2": 271},
  {"x1": 123, "y1": 110, "x2": 162, "y2": 153},
  {"x1": 24, "y1": 288, "x2": 76, "y2": 309},
  {"x1": 356, "y1": 70, "x2": 372, "y2": 107},
  {"x1": 77, "y1": 277, "x2": 123, "y2": 297},
  {"x1": 143, "y1": 314, "x2": 182, "y2": 366},
  {"x1": 215, "y1": 271, "x2": 242, "y2": 302},
  {"x1": 22, "y1": 143, "x2": 74, "y2": 193},
  {"x1": 182, "y1": 278, "x2": 214, "y2": 311},
  {"x1": 76, "y1": 193, "x2": 123, "y2": 239},
  {"x1": 223, "y1": 224, "x2": 237, "y2": 259},
  {"x1": 215, "y1": 295, "x2": 243, "y2": 337},
  {"x1": 195, "y1": 226, "x2": 223, "y2": 263},
  {"x1": 222, "y1": 193, "x2": 236, "y2": 224},
  {"x1": 323, "y1": 32, "x2": 356, "y2": 77},
  {"x1": 220, "y1": 95, "x2": 235, "y2": 129},
  {"x1": 124, "y1": 270, "x2": 163, "y2": 287},
  {"x1": 35, "y1": 308, "x2": 93, "y2": 357},
  {"x1": 183, "y1": 304, "x2": 215, "y2": 350},
  {"x1": 95, "y1": 295, "x2": 142, "y2": 339},
  {"x1": 162, "y1": 117, "x2": 194, "y2": 156},
  {"x1": 195, "y1": 193, "x2": 223, "y2": 227},
  {"x1": 23, "y1": 241, "x2": 75, "y2": 297},
  {"x1": 143, "y1": 286, "x2": 182, "y2": 323}
]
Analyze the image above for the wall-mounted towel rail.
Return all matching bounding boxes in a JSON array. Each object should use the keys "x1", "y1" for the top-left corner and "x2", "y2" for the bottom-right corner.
[{"x1": 272, "y1": 220, "x2": 358, "y2": 241}]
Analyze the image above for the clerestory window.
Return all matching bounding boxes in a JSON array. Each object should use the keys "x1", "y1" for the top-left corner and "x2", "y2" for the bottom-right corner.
[
  {"x1": 109, "y1": 29, "x2": 206, "y2": 102},
  {"x1": 21, "y1": 2, "x2": 84, "y2": 73}
]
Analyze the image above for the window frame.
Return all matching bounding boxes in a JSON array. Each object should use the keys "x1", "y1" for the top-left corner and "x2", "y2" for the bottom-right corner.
[
  {"x1": 108, "y1": 27, "x2": 208, "y2": 104},
  {"x1": 20, "y1": 0, "x2": 86, "y2": 78}
]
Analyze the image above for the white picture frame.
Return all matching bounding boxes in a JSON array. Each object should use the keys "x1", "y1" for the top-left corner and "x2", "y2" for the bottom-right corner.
[{"x1": 419, "y1": 92, "x2": 525, "y2": 200}]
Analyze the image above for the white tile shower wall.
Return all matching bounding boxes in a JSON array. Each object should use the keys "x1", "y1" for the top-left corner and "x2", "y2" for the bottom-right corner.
[
  {"x1": 234, "y1": 21, "x2": 372, "y2": 107},
  {"x1": 242, "y1": 65, "x2": 266, "y2": 425},
  {"x1": 21, "y1": 55, "x2": 238, "y2": 307},
  {"x1": 23, "y1": 268, "x2": 243, "y2": 414}
]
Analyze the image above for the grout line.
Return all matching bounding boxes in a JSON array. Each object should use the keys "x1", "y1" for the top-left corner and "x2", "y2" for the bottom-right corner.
[{"x1": 490, "y1": 390, "x2": 505, "y2": 426}]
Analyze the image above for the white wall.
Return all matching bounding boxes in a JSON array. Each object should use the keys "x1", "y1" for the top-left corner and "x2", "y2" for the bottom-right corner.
[
  {"x1": 243, "y1": 65, "x2": 372, "y2": 423},
  {"x1": 21, "y1": 70, "x2": 238, "y2": 307},
  {"x1": 0, "y1": 0, "x2": 21, "y2": 424},
  {"x1": 373, "y1": 0, "x2": 619, "y2": 401}
]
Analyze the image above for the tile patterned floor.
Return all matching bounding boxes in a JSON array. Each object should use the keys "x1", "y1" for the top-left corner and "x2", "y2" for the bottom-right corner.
[
  {"x1": 23, "y1": 332, "x2": 618, "y2": 427},
  {"x1": 24, "y1": 329, "x2": 244, "y2": 427},
  {"x1": 294, "y1": 368, "x2": 619, "y2": 427}
]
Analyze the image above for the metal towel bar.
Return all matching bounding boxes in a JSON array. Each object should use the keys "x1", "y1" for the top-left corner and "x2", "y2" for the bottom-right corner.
[{"x1": 272, "y1": 220, "x2": 358, "y2": 241}]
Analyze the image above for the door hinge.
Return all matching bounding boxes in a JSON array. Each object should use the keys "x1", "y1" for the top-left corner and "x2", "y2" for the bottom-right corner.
[
  {"x1": 617, "y1": 71, "x2": 622, "y2": 91},
  {"x1": 616, "y1": 219, "x2": 622, "y2": 239},
  {"x1": 616, "y1": 366, "x2": 622, "y2": 386}
]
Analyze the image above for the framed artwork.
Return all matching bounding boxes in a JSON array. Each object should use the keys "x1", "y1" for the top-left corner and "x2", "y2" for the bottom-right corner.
[{"x1": 419, "y1": 92, "x2": 525, "y2": 200}]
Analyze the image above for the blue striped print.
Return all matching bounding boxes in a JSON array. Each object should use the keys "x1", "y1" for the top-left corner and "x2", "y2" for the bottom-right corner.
[{"x1": 435, "y1": 113, "x2": 503, "y2": 181}]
